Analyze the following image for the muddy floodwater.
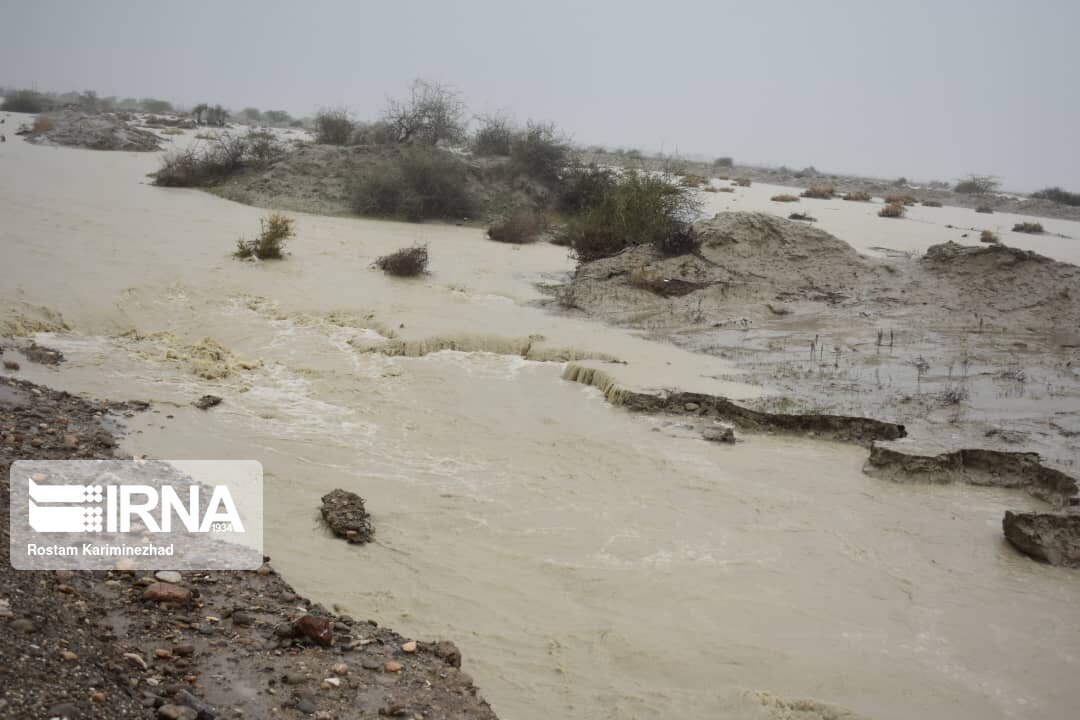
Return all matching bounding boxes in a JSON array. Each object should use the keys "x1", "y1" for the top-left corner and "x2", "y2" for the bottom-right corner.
[{"x1": 3, "y1": 115, "x2": 1080, "y2": 719}]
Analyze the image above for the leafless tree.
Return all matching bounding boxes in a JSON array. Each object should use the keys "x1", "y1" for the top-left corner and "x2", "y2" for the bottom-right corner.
[{"x1": 381, "y1": 79, "x2": 466, "y2": 146}]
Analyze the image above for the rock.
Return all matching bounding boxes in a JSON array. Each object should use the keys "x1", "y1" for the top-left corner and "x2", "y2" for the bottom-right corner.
[
  {"x1": 320, "y1": 489, "x2": 374, "y2": 544},
  {"x1": 155, "y1": 648, "x2": 173, "y2": 659},
  {"x1": 293, "y1": 615, "x2": 333, "y2": 646},
  {"x1": 684, "y1": 402, "x2": 700, "y2": 412},
  {"x1": 284, "y1": 672, "x2": 306, "y2": 685},
  {"x1": 429, "y1": 640, "x2": 462, "y2": 668},
  {"x1": 91, "y1": 692, "x2": 107, "y2": 704},
  {"x1": 702, "y1": 425, "x2": 736, "y2": 444},
  {"x1": 383, "y1": 661, "x2": 402, "y2": 673},
  {"x1": 3, "y1": 359, "x2": 19, "y2": 371},
  {"x1": 256, "y1": 565, "x2": 272, "y2": 576},
  {"x1": 296, "y1": 697, "x2": 317, "y2": 715},
  {"x1": 401, "y1": 641, "x2": 416, "y2": 653},
  {"x1": 124, "y1": 652, "x2": 149, "y2": 670},
  {"x1": 320, "y1": 677, "x2": 340, "y2": 689},
  {"x1": 158, "y1": 705, "x2": 198, "y2": 720},
  {"x1": 174, "y1": 689, "x2": 216, "y2": 719},
  {"x1": 46, "y1": 702, "x2": 81, "y2": 719},
  {"x1": 155, "y1": 570, "x2": 183, "y2": 584},
  {"x1": 1003, "y1": 511, "x2": 1080, "y2": 567},
  {"x1": 143, "y1": 583, "x2": 193, "y2": 604},
  {"x1": 11, "y1": 618, "x2": 35, "y2": 634},
  {"x1": 172, "y1": 644, "x2": 195, "y2": 657},
  {"x1": 331, "y1": 662, "x2": 349, "y2": 675},
  {"x1": 114, "y1": 558, "x2": 136, "y2": 573},
  {"x1": 361, "y1": 658, "x2": 382, "y2": 671},
  {"x1": 231, "y1": 611, "x2": 254, "y2": 626},
  {"x1": 193, "y1": 395, "x2": 222, "y2": 410},
  {"x1": 60, "y1": 650, "x2": 79, "y2": 661}
]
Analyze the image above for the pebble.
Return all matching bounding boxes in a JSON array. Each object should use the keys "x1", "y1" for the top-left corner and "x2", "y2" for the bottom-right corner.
[
  {"x1": 60, "y1": 650, "x2": 79, "y2": 661},
  {"x1": 361, "y1": 658, "x2": 382, "y2": 671},
  {"x1": 123, "y1": 652, "x2": 149, "y2": 670},
  {"x1": 154, "y1": 648, "x2": 173, "y2": 659},
  {"x1": 320, "y1": 677, "x2": 340, "y2": 689},
  {"x1": 46, "y1": 703, "x2": 80, "y2": 719},
  {"x1": 231, "y1": 611, "x2": 255, "y2": 626},
  {"x1": 297, "y1": 697, "x2": 317, "y2": 715},
  {"x1": 158, "y1": 705, "x2": 198, "y2": 720},
  {"x1": 331, "y1": 662, "x2": 349, "y2": 675},
  {"x1": 173, "y1": 644, "x2": 195, "y2": 657},
  {"x1": 114, "y1": 558, "x2": 136, "y2": 573},
  {"x1": 401, "y1": 641, "x2": 417, "y2": 653},
  {"x1": 684, "y1": 402, "x2": 700, "y2": 411},
  {"x1": 155, "y1": 570, "x2": 182, "y2": 584},
  {"x1": 384, "y1": 661, "x2": 403, "y2": 673},
  {"x1": 91, "y1": 692, "x2": 107, "y2": 703},
  {"x1": 142, "y1": 583, "x2": 193, "y2": 604},
  {"x1": 11, "y1": 618, "x2": 35, "y2": 634},
  {"x1": 294, "y1": 615, "x2": 333, "y2": 646}
]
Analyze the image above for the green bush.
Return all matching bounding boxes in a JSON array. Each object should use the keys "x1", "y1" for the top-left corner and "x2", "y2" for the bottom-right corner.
[
  {"x1": 351, "y1": 120, "x2": 398, "y2": 145},
  {"x1": 235, "y1": 213, "x2": 295, "y2": 259},
  {"x1": 314, "y1": 107, "x2": 353, "y2": 145},
  {"x1": 713, "y1": 156, "x2": 734, "y2": 169},
  {"x1": 570, "y1": 170, "x2": 701, "y2": 262},
  {"x1": 556, "y1": 164, "x2": 617, "y2": 215},
  {"x1": 954, "y1": 174, "x2": 999, "y2": 194},
  {"x1": 472, "y1": 114, "x2": 514, "y2": 156},
  {"x1": 510, "y1": 121, "x2": 570, "y2": 185},
  {"x1": 487, "y1": 209, "x2": 548, "y2": 243},
  {"x1": 154, "y1": 132, "x2": 281, "y2": 187},
  {"x1": 1, "y1": 89, "x2": 50, "y2": 113},
  {"x1": 351, "y1": 148, "x2": 472, "y2": 221},
  {"x1": 1031, "y1": 187, "x2": 1080, "y2": 206}
]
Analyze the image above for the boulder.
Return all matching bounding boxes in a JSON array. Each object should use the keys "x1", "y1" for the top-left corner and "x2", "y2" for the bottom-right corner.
[{"x1": 1003, "y1": 511, "x2": 1080, "y2": 567}]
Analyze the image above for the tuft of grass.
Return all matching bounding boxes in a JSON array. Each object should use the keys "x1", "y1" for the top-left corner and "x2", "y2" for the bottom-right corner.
[
  {"x1": 770, "y1": 194, "x2": 799, "y2": 202},
  {"x1": 351, "y1": 147, "x2": 472, "y2": 222},
  {"x1": 940, "y1": 384, "x2": 969, "y2": 405},
  {"x1": 878, "y1": 202, "x2": 906, "y2": 218},
  {"x1": 801, "y1": 185, "x2": 835, "y2": 199},
  {"x1": 733, "y1": 178, "x2": 752, "y2": 187},
  {"x1": 980, "y1": 229, "x2": 999, "y2": 244},
  {"x1": 1012, "y1": 222, "x2": 1044, "y2": 234},
  {"x1": 884, "y1": 193, "x2": 916, "y2": 205},
  {"x1": 843, "y1": 191, "x2": 872, "y2": 202},
  {"x1": 487, "y1": 210, "x2": 548, "y2": 243},
  {"x1": 235, "y1": 213, "x2": 295, "y2": 259},
  {"x1": 975, "y1": 205, "x2": 993, "y2": 214},
  {"x1": 375, "y1": 246, "x2": 429, "y2": 276},
  {"x1": 788, "y1": 212, "x2": 816, "y2": 222},
  {"x1": 921, "y1": 199, "x2": 943, "y2": 207}
]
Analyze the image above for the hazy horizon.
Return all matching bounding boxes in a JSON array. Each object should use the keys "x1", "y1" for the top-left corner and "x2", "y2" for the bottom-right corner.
[{"x1": 2, "y1": 0, "x2": 1077, "y2": 191}]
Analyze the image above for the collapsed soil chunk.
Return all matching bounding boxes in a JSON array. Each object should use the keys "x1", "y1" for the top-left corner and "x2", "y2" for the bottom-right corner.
[
  {"x1": 320, "y1": 488, "x2": 374, "y2": 543},
  {"x1": 1003, "y1": 510, "x2": 1080, "y2": 568},
  {"x1": 193, "y1": 394, "x2": 223, "y2": 410}
]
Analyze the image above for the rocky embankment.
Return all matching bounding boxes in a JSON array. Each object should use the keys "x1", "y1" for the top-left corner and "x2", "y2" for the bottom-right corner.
[
  {"x1": 0, "y1": 377, "x2": 497, "y2": 719},
  {"x1": 1003, "y1": 511, "x2": 1080, "y2": 568}
]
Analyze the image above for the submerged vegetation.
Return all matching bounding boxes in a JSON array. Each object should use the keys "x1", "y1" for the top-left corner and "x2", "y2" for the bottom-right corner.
[
  {"x1": 376, "y1": 245, "x2": 429, "y2": 276},
  {"x1": 235, "y1": 213, "x2": 295, "y2": 259},
  {"x1": 1012, "y1": 222, "x2": 1045, "y2": 234}
]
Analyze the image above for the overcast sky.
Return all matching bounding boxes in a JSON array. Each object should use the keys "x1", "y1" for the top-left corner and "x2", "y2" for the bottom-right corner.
[{"x1": 2, "y1": 0, "x2": 1076, "y2": 190}]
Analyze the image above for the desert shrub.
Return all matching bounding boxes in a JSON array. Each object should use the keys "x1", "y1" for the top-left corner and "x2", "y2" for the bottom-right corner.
[
  {"x1": 556, "y1": 164, "x2": 618, "y2": 215},
  {"x1": 153, "y1": 134, "x2": 258, "y2": 186},
  {"x1": 376, "y1": 246, "x2": 428, "y2": 276},
  {"x1": 351, "y1": 120, "x2": 397, "y2": 145},
  {"x1": 717, "y1": 187, "x2": 735, "y2": 193},
  {"x1": 771, "y1": 194, "x2": 799, "y2": 202},
  {"x1": 487, "y1": 209, "x2": 548, "y2": 243},
  {"x1": 570, "y1": 170, "x2": 701, "y2": 262},
  {"x1": 843, "y1": 191, "x2": 872, "y2": 201},
  {"x1": 954, "y1": 174, "x2": 999, "y2": 194},
  {"x1": 244, "y1": 129, "x2": 284, "y2": 166},
  {"x1": 1031, "y1": 187, "x2": 1080, "y2": 206},
  {"x1": 733, "y1": 178, "x2": 751, "y2": 187},
  {"x1": 789, "y1": 212, "x2": 816, "y2": 221},
  {"x1": 654, "y1": 224, "x2": 701, "y2": 256},
  {"x1": 975, "y1": 205, "x2": 993, "y2": 214},
  {"x1": 883, "y1": 193, "x2": 916, "y2": 205},
  {"x1": 140, "y1": 98, "x2": 174, "y2": 114},
  {"x1": 472, "y1": 113, "x2": 514, "y2": 156},
  {"x1": 878, "y1": 202, "x2": 906, "y2": 218},
  {"x1": 940, "y1": 384, "x2": 969, "y2": 404},
  {"x1": 239, "y1": 107, "x2": 262, "y2": 123},
  {"x1": 382, "y1": 79, "x2": 466, "y2": 145},
  {"x1": 510, "y1": 121, "x2": 570, "y2": 185},
  {"x1": 30, "y1": 116, "x2": 55, "y2": 134},
  {"x1": 205, "y1": 105, "x2": 228, "y2": 127},
  {"x1": 262, "y1": 110, "x2": 292, "y2": 125},
  {"x1": 1, "y1": 89, "x2": 50, "y2": 113},
  {"x1": 235, "y1": 213, "x2": 295, "y2": 259},
  {"x1": 351, "y1": 147, "x2": 472, "y2": 221},
  {"x1": 922, "y1": 199, "x2": 943, "y2": 207},
  {"x1": 1012, "y1": 222, "x2": 1044, "y2": 233},
  {"x1": 980, "y1": 230, "x2": 999, "y2": 243},
  {"x1": 680, "y1": 174, "x2": 708, "y2": 188},
  {"x1": 315, "y1": 108, "x2": 353, "y2": 145},
  {"x1": 801, "y1": 185, "x2": 835, "y2": 199},
  {"x1": 713, "y1": 156, "x2": 734, "y2": 169}
]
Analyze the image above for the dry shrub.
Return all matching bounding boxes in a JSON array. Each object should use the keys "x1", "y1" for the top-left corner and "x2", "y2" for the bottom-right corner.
[
  {"x1": 801, "y1": 185, "x2": 835, "y2": 199},
  {"x1": 789, "y1": 212, "x2": 816, "y2": 222},
  {"x1": 235, "y1": 213, "x2": 295, "y2": 260},
  {"x1": 376, "y1": 246, "x2": 429, "y2": 276},
  {"x1": 31, "y1": 116, "x2": 55, "y2": 134},
  {"x1": 703, "y1": 186, "x2": 719, "y2": 193},
  {"x1": 717, "y1": 187, "x2": 735, "y2": 193},
  {"x1": 628, "y1": 267, "x2": 708, "y2": 297},
  {"x1": 1012, "y1": 222, "x2": 1044, "y2": 234},
  {"x1": 680, "y1": 174, "x2": 708, "y2": 188},
  {"x1": 921, "y1": 199, "x2": 943, "y2": 207},
  {"x1": 878, "y1": 202, "x2": 906, "y2": 218},
  {"x1": 975, "y1": 205, "x2": 993, "y2": 214},
  {"x1": 980, "y1": 230, "x2": 999, "y2": 243},
  {"x1": 654, "y1": 225, "x2": 702, "y2": 256},
  {"x1": 487, "y1": 210, "x2": 548, "y2": 243},
  {"x1": 771, "y1": 194, "x2": 799, "y2": 202},
  {"x1": 733, "y1": 178, "x2": 752, "y2": 187},
  {"x1": 843, "y1": 191, "x2": 872, "y2": 202},
  {"x1": 884, "y1": 193, "x2": 916, "y2": 205},
  {"x1": 1032, "y1": 187, "x2": 1080, "y2": 207}
]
